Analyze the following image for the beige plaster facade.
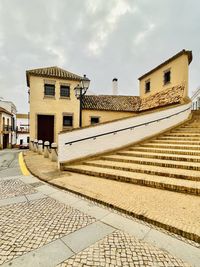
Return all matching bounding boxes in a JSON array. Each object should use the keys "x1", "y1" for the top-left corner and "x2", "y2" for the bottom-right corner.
[
  {"x1": 139, "y1": 50, "x2": 192, "y2": 99},
  {"x1": 27, "y1": 50, "x2": 192, "y2": 144},
  {"x1": 28, "y1": 73, "x2": 135, "y2": 143},
  {"x1": 29, "y1": 75, "x2": 81, "y2": 143},
  {"x1": 82, "y1": 110, "x2": 134, "y2": 126}
]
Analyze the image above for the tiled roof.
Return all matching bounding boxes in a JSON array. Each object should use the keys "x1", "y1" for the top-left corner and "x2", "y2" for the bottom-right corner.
[
  {"x1": 17, "y1": 113, "x2": 29, "y2": 119},
  {"x1": 139, "y1": 85, "x2": 184, "y2": 111},
  {"x1": 82, "y1": 95, "x2": 141, "y2": 112},
  {"x1": 82, "y1": 85, "x2": 184, "y2": 113},
  {"x1": 0, "y1": 107, "x2": 12, "y2": 115},
  {"x1": 138, "y1": 50, "x2": 192, "y2": 80},
  {"x1": 26, "y1": 66, "x2": 89, "y2": 86}
]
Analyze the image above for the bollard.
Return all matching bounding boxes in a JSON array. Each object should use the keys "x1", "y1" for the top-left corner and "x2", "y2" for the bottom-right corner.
[
  {"x1": 51, "y1": 143, "x2": 58, "y2": 162},
  {"x1": 30, "y1": 139, "x2": 34, "y2": 151},
  {"x1": 34, "y1": 139, "x2": 38, "y2": 152},
  {"x1": 44, "y1": 141, "x2": 50, "y2": 158},
  {"x1": 38, "y1": 140, "x2": 43, "y2": 155}
]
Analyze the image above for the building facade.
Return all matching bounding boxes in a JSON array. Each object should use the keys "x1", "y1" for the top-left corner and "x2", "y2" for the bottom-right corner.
[
  {"x1": 27, "y1": 49, "x2": 192, "y2": 145},
  {"x1": 0, "y1": 100, "x2": 17, "y2": 149},
  {"x1": 16, "y1": 113, "x2": 30, "y2": 147},
  {"x1": 138, "y1": 49, "x2": 192, "y2": 99},
  {"x1": 191, "y1": 87, "x2": 200, "y2": 110}
]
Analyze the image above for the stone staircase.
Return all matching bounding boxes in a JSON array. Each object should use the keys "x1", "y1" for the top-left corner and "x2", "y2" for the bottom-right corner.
[{"x1": 64, "y1": 112, "x2": 200, "y2": 197}]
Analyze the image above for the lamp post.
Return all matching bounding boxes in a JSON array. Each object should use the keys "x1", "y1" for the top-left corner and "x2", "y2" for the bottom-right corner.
[{"x1": 74, "y1": 75, "x2": 90, "y2": 128}]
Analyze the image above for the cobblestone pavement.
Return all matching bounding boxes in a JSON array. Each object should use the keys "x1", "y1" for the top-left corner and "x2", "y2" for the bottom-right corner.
[
  {"x1": 0, "y1": 150, "x2": 198, "y2": 267},
  {"x1": 24, "y1": 151, "x2": 200, "y2": 244},
  {"x1": 0, "y1": 178, "x2": 36, "y2": 199},
  {"x1": 58, "y1": 230, "x2": 191, "y2": 267},
  {"x1": 0, "y1": 197, "x2": 95, "y2": 265}
]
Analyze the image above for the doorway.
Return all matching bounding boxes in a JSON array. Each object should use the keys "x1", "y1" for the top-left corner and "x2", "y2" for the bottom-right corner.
[
  {"x1": 3, "y1": 134, "x2": 9, "y2": 149},
  {"x1": 37, "y1": 115, "x2": 54, "y2": 144}
]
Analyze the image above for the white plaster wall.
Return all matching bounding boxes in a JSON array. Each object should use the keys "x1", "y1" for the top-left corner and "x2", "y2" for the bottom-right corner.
[
  {"x1": 192, "y1": 95, "x2": 200, "y2": 110},
  {"x1": 17, "y1": 133, "x2": 29, "y2": 145},
  {"x1": 1, "y1": 112, "x2": 12, "y2": 144},
  {"x1": 58, "y1": 103, "x2": 191, "y2": 164},
  {"x1": 16, "y1": 117, "x2": 29, "y2": 145}
]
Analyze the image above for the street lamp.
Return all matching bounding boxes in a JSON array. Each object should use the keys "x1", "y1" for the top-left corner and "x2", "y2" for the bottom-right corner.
[{"x1": 74, "y1": 74, "x2": 90, "y2": 127}]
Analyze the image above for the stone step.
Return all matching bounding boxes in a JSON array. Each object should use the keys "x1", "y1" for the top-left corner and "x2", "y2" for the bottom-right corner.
[
  {"x1": 117, "y1": 150, "x2": 200, "y2": 162},
  {"x1": 171, "y1": 128, "x2": 200, "y2": 134},
  {"x1": 166, "y1": 132, "x2": 200, "y2": 137},
  {"x1": 100, "y1": 154, "x2": 200, "y2": 171},
  {"x1": 128, "y1": 146, "x2": 200, "y2": 156},
  {"x1": 171, "y1": 129, "x2": 200, "y2": 133},
  {"x1": 141, "y1": 142, "x2": 200, "y2": 150},
  {"x1": 181, "y1": 126, "x2": 200, "y2": 128},
  {"x1": 157, "y1": 136, "x2": 200, "y2": 141},
  {"x1": 83, "y1": 159, "x2": 200, "y2": 181},
  {"x1": 64, "y1": 164, "x2": 200, "y2": 196},
  {"x1": 150, "y1": 139, "x2": 200, "y2": 145}
]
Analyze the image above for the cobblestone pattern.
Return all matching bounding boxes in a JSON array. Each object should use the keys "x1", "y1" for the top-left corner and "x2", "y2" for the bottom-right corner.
[
  {"x1": 0, "y1": 178, "x2": 36, "y2": 199},
  {"x1": 58, "y1": 230, "x2": 191, "y2": 267},
  {"x1": 0, "y1": 197, "x2": 96, "y2": 264},
  {"x1": 65, "y1": 190, "x2": 200, "y2": 249}
]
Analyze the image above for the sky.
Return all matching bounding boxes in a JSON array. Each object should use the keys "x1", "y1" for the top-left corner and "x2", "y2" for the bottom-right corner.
[{"x1": 0, "y1": 0, "x2": 200, "y2": 113}]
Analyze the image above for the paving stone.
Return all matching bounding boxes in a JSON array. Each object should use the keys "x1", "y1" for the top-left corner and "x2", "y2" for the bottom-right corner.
[
  {"x1": 0, "y1": 197, "x2": 95, "y2": 265},
  {"x1": 57, "y1": 230, "x2": 191, "y2": 267},
  {"x1": 0, "y1": 178, "x2": 36, "y2": 199}
]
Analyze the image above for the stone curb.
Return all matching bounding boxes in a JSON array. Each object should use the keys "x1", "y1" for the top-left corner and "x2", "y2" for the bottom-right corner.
[
  {"x1": 65, "y1": 166, "x2": 200, "y2": 196},
  {"x1": 22, "y1": 152, "x2": 200, "y2": 245}
]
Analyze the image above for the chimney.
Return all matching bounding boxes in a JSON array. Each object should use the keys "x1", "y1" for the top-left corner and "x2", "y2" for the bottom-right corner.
[{"x1": 112, "y1": 78, "x2": 118, "y2": 95}]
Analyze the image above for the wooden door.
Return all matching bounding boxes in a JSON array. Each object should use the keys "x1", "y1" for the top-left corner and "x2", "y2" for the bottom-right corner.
[
  {"x1": 3, "y1": 134, "x2": 9, "y2": 149},
  {"x1": 37, "y1": 115, "x2": 54, "y2": 144}
]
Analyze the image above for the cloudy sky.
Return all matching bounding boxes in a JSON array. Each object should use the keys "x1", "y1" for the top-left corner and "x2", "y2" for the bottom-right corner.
[{"x1": 0, "y1": 0, "x2": 200, "y2": 113}]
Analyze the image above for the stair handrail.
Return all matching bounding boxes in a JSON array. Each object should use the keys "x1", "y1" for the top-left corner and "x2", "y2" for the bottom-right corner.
[{"x1": 65, "y1": 106, "x2": 191, "y2": 146}]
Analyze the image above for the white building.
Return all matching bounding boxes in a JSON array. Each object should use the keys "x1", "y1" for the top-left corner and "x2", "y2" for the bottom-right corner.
[
  {"x1": 16, "y1": 113, "x2": 29, "y2": 147},
  {"x1": 191, "y1": 87, "x2": 200, "y2": 110},
  {"x1": 0, "y1": 99, "x2": 17, "y2": 149}
]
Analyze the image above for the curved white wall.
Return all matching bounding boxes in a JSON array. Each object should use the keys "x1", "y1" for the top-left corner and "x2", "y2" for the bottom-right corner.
[{"x1": 58, "y1": 103, "x2": 191, "y2": 164}]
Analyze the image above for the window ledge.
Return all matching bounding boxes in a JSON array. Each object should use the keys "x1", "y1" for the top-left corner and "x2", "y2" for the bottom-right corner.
[
  {"x1": 60, "y1": 97, "x2": 71, "y2": 100},
  {"x1": 63, "y1": 126, "x2": 73, "y2": 130},
  {"x1": 43, "y1": 96, "x2": 56, "y2": 99},
  {"x1": 163, "y1": 82, "x2": 171, "y2": 86}
]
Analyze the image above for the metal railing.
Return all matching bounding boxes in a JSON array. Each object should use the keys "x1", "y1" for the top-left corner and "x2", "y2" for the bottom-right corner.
[
  {"x1": 65, "y1": 106, "x2": 191, "y2": 146},
  {"x1": 3, "y1": 125, "x2": 13, "y2": 131}
]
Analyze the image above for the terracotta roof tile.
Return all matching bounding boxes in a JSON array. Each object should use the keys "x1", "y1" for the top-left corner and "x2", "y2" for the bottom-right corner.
[
  {"x1": 82, "y1": 95, "x2": 141, "y2": 112},
  {"x1": 139, "y1": 85, "x2": 184, "y2": 111},
  {"x1": 26, "y1": 66, "x2": 88, "y2": 86},
  {"x1": 82, "y1": 85, "x2": 184, "y2": 113}
]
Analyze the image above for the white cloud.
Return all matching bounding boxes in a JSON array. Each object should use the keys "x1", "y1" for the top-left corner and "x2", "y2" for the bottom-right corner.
[
  {"x1": 87, "y1": 0, "x2": 137, "y2": 56},
  {"x1": 134, "y1": 23, "x2": 155, "y2": 45}
]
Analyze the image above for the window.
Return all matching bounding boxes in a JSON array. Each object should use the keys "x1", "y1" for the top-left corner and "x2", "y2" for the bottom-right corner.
[
  {"x1": 27, "y1": 137, "x2": 30, "y2": 143},
  {"x1": 44, "y1": 84, "x2": 55, "y2": 96},
  {"x1": 164, "y1": 70, "x2": 171, "y2": 85},
  {"x1": 91, "y1": 117, "x2": 100, "y2": 125},
  {"x1": 20, "y1": 139, "x2": 23, "y2": 145},
  {"x1": 145, "y1": 80, "x2": 150, "y2": 93},
  {"x1": 60, "y1": 85, "x2": 70, "y2": 97},
  {"x1": 63, "y1": 115, "x2": 73, "y2": 127}
]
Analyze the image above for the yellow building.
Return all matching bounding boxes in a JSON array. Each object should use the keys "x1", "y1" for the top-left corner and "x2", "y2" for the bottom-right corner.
[
  {"x1": 138, "y1": 49, "x2": 192, "y2": 98},
  {"x1": 26, "y1": 49, "x2": 192, "y2": 144}
]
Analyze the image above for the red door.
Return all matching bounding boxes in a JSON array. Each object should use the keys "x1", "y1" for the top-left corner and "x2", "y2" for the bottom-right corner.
[{"x1": 37, "y1": 115, "x2": 54, "y2": 144}]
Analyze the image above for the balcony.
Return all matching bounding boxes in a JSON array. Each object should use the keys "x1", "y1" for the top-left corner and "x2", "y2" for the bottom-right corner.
[
  {"x1": 16, "y1": 126, "x2": 29, "y2": 133},
  {"x1": 3, "y1": 125, "x2": 13, "y2": 132}
]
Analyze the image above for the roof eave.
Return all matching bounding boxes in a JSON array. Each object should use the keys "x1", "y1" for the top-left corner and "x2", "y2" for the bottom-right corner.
[
  {"x1": 26, "y1": 71, "x2": 86, "y2": 87},
  {"x1": 138, "y1": 49, "x2": 193, "y2": 81}
]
